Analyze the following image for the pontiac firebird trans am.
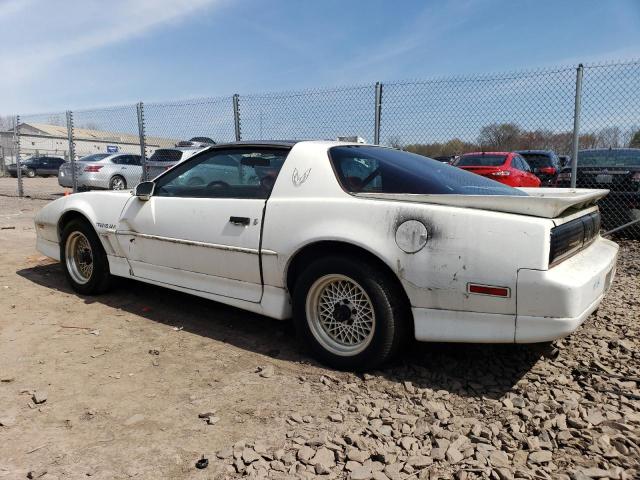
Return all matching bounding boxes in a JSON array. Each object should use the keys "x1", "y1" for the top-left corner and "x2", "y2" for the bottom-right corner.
[{"x1": 34, "y1": 141, "x2": 619, "y2": 369}]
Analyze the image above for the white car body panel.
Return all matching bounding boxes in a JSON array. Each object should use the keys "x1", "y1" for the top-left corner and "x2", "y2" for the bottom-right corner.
[
  {"x1": 35, "y1": 141, "x2": 619, "y2": 344},
  {"x1": 116, "y1": 196, "x2": 265, "y2": 302}
]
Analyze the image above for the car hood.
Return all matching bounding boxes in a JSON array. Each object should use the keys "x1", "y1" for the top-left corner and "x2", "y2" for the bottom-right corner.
[{"x1": 356, "y1": 188, "x2": 609, "y2": 219}]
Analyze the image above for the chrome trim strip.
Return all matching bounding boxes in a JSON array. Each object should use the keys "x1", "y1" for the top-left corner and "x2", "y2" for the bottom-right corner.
[{"x1": 118, "y1": 230, "x2": 277, "y2": 256}]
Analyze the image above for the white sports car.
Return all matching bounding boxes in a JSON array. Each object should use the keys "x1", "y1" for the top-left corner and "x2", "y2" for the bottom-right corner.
[{"x1": 34, "y1": 141, "x2": 619, "y2": 369}]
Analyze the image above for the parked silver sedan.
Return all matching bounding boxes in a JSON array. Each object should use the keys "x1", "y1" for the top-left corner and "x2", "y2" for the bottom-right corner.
[{"x1": 58, "y1": 153, "x2": 143, "y2": 191}]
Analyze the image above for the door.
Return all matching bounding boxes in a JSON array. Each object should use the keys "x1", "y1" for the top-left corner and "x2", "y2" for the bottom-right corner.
[
  {"x1": 124, "y1": 155, "x2": 143, "y2": 187},
  {"x1": 38, "y1": 158, "x2": 49, "y2": 175},
  {"x1": 115, "y1": 147, "x2": 288, "y2": 302},
  {"x1": 117, "y1": 155, "x2": 142, "y2": 187},
  {"x1": 31, "y1": 158, "x2": 44, "y2": 175},
  {"x1": 110, "y1": 155, "x2": 131, "y2": 183}
]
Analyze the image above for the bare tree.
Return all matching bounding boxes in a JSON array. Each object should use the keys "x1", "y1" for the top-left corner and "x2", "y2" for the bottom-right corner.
[
  {"x1": 596, "y1": 127, "x2": 621, "y2": 148},
  {"x1": 477, "y1": 123, "x2": 522, "y2": 150}
]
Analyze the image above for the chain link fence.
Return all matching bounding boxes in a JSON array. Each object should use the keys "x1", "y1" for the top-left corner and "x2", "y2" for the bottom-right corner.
[
  {"x1": 3, "y1": 59, "x2": 639, "y2": 234},
  {"x1": 572, "y1": 61, "x2": 640, "y2": 235}
]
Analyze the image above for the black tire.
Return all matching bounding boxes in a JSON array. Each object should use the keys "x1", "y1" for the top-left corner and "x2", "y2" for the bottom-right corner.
[
  {"x1": 292, "y1": 255, "x2": 410, "y2": 370},
  {"x1": 26, "y1": 169, "x2": 35, "y2": 178},
  {"x1": 109, "y1": 175, "x2": 126, "y2": 190},
  {"x1": 60, "y1": 219, "x2": 111, "y2": 294}
]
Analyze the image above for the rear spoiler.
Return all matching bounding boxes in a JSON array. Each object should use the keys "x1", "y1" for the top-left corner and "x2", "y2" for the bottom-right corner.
[{"x1": 356, "y1": 188, "x2": 609, "y2": 219}]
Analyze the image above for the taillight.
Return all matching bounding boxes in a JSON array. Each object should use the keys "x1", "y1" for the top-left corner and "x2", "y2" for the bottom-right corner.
[
  {"x1": 84, "y1": 165, "x2": 103, "y2": 172},
  {"x1": 549, "y1": 211, "x2": 600, "y2": 266},
  {"x1": 490, "y1": 170, "x2": 510, "y2": 176},
  {"x1": 539, "y1": 167, "x2": 557, "y2": 175}
]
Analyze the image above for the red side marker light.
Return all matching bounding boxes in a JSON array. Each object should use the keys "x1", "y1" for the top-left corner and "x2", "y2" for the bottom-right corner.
[{"x1": 467, "y1": 283, "x2": 510, "y2": 297}]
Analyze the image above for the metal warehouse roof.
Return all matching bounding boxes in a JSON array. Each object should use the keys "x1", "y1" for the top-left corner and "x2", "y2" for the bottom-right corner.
[{"x1": 18, "y1": 123, "x2": 177, "y2": 147}]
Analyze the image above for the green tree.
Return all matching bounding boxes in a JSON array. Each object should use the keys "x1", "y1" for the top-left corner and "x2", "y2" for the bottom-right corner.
[{"x1": 629, "y1": 130, "x2": 640, "y2": 148}]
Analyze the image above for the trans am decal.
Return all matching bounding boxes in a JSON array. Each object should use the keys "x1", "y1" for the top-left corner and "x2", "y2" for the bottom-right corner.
[
  {"x1": 96, "y1": 222, "x2": 116, "y2": 229},
  {"x1": 292, "y1": 168, "x2": 311, "y2": 187}
]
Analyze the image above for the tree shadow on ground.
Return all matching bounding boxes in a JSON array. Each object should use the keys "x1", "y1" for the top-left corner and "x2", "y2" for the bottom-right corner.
[{"x1": 18, "y1": 263, "x2": 548, "y2": 400}]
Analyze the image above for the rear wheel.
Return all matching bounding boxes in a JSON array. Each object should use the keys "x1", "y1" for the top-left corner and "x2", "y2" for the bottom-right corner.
[
  {"x1": 60, "y1": 219, "x2": 111, "y2": 294},
  {"x1": 293, "y1": 256, "x2": 409, "y2": 370},
  {"x1": 109, "y1": 175, "x2": 126, "y2": 190},
  {"x1": 26, "y1": 169, "x2": 35, "y2": 178}
]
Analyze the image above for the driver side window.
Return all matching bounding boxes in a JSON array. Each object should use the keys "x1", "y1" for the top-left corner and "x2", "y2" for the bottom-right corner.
[{"x1": 155, "y1": 149, "x2": 288, "y2": 199}]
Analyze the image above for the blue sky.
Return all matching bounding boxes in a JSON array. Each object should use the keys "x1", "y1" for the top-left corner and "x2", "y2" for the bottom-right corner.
[{"x1": 1, "y1": 0, "x2": 639, "y2": 115}]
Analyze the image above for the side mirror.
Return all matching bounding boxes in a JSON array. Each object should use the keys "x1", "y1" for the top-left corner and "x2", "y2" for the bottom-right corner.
[{"x1": 134, "y1": 181, "x2": 155, "y2": 201}]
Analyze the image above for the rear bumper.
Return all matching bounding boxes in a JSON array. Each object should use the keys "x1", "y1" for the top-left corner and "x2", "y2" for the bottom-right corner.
[
  {"x1": 412, "y1": 237, "x2": 618, "y2": 344},
  {"x1": 59, "y1": 172, "x2": 107, "y2": 189},
  {"x1": 58, "y1": 172, "x2": 74, "y2": 187},
  {"x1": 515, "y1": 237, "x2": 618, "y2": 342}
]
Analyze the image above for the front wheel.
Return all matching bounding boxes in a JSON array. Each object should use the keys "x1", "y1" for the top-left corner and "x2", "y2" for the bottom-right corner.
[
  {"x1": 292, "y1": 256, "x2": 409, "y2": 370},
  {"x1": 60, "y1": 219, "x2": 111, "y2": 294},
  {"x1": 25, "y1": 169, "x2": 35, "y2": 178}
]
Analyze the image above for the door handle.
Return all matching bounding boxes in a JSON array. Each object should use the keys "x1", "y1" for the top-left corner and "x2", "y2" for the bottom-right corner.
[{"x1": 229, "y1": 216, "x2": 250, "y2": 226}]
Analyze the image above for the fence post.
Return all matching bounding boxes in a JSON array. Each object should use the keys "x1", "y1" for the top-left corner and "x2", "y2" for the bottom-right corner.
[
  {"x1": 570, "y1": 64, "x2": 584, "y2": 189},
  {"x1": 66, "y1": 111, "x2": 77, "y2": 193},
  {"x1": 374, "y1": 82, "x2": 383, "y2": 145},
  {"x1": 137, "y1": 102, "x2": 148, "y2": 182},
  {"x1": 233, "y1": 94, "x2": 241, "y2": 141},
  {"x1": 14, "y1": 115, "x2": 23, "y2": 198}
]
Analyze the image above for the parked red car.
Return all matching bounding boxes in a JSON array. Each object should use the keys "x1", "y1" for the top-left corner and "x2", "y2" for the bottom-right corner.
[{"x1": 452, "y1": 152, "x2": 541, "y2": 187}]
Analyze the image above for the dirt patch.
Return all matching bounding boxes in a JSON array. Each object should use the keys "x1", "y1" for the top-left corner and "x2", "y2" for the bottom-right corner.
[{"x1": 0, "y1": 196, "x2": 638, "y2": 479}]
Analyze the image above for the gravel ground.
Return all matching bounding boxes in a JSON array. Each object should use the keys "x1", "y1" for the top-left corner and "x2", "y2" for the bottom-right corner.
[
  {"x1": 0, "y1": 196, "x2": 638, "y2": 480},
  {"x1": 0, "y1": 177, "x2": 66, "y2": 200}
]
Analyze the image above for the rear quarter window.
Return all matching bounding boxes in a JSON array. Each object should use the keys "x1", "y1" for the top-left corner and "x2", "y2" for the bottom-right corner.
[{"x1": 329, "y1": 146, "x2": 526, "y2": 196}]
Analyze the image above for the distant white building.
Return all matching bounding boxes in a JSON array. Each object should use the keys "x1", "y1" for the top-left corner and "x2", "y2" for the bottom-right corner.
[{"x1": 0, "y1": 123, "x2": 178, "y2": 163}]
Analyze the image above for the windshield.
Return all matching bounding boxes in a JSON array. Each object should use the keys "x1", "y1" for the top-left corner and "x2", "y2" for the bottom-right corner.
[
  {"x1": 79, "y1": 154, "x2": 110, "y2": 162},
  {"x1": 518, "y1": 153, "x2": 553, "y2": 168},
  {"x1": 149, "y1": 149, "x2": 183, "y2": 163},
  {"x1": 578, "y1": 149, "x2": 640, "y2": 167},
  {"x1": 329, "y1": 146, "x2": 526, "y2": 196}
]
